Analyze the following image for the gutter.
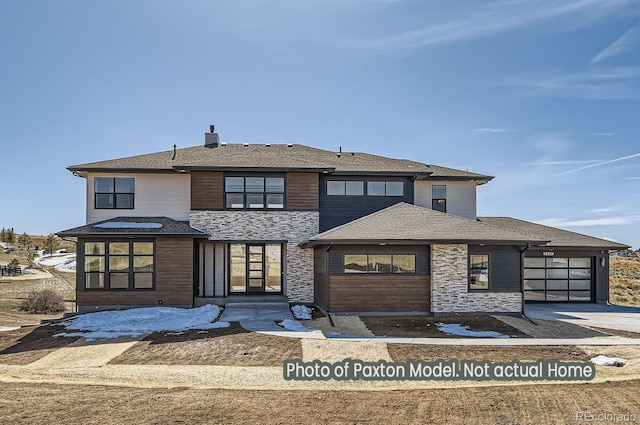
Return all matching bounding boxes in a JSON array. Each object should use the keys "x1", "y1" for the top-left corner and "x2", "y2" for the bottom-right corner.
[{"x1": 519, "y1": 243, "x2": 536, "y2": 325}]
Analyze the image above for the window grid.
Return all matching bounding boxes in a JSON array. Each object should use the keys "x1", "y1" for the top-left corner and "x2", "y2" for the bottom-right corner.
[
  {"x1": 84, "y1": 241, "x2": 155, "y2": 290},
  {"x1": 224, "y1": 176, "x2": 285, "y2": 209},
  {"x1": 327, "y1": 180, "x2": 404, "y2": 197},
  {"x1": 94, "y1": 177, "x2": 135, "y2": 209}
]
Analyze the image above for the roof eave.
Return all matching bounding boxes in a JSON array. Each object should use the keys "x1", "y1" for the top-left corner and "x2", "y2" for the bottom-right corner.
[
  {"x1": 173, "y1": 166, "x2": 334, "y2": 173},
  {"x1": 299, "y1": 238, "x2": 547, "y2": 248}
]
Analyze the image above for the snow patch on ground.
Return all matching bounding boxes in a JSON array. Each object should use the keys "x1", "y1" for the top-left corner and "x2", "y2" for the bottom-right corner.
[
  {"x1": 55, "y1": 305, "x2": 229, "y2": 341},
  {"x1": 0, "y1": 326, "x2": 21, "y2": 332},
  {"x1": 591, "y1": 355, "x2": 627, "y2": 366},
  {"x1": 291, "y1": 305, "x2": 312, "y2": 320},
  {"x1": 278, "y1": 319, "x2": 313, "y2": 332},
  {"x1": 35, "y1": 253, "x2": 77, "y2": 273},
  {"x1": 436, "y1": 323, "x2": 509, "y2": 339}
]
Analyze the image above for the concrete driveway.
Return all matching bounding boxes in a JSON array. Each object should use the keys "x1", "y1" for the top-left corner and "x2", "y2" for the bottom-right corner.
[{"x1": 525, "y1": 303, "x2": 640, "y2": 333}]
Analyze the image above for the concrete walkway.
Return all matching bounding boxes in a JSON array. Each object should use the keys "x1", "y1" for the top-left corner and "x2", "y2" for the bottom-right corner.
[
  {"x1": 525, "y1": 303, "x2": 640, "y2": 333},
  {"x1": 219, "y1": 302, "x2": 296, "y2": 332}
]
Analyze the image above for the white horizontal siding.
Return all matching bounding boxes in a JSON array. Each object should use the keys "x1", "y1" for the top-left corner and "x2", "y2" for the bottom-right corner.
[
  {"x1": 86, "y1": 173, "x2": 191, "y2": 223},
  {"x1": 414, "y1": 180, "x2": 477, "y2": 220}
]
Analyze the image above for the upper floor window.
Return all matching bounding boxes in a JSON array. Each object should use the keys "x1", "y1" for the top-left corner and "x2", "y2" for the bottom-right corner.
[
  {"x1": 432, "y1": 185, "x2": 446, "y2": 213},
  {"x1": 95, "y1": 177, "x2": 135, "y2": 209},
  {"x1": 469, "y1": 254, "x2": 489, "y2": 290},
  {"x1": 327, "y1": 180, "x2": 404, "y2": 197},
  {"x1": 225, "y1": 176, "x2": 285, "y2": 209}
]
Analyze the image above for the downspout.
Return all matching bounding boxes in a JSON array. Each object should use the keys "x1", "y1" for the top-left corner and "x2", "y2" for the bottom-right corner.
[
  {"x1": 326, "y1": 244, "x2": 335, "y2": 327},
  {"x1": 519, "y1": 243, "x2": 536, "y2": 324}
]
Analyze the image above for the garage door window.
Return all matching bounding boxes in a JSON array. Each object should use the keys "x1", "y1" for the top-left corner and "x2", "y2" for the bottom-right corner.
[{"x1": 524, "y1": 257, "x2": 592, "y2": 302}]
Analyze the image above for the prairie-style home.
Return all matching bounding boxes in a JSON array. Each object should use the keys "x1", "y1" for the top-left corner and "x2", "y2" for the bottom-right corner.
[{"x1": 59, "y1": 127, "x2": 629, "y2": 314}]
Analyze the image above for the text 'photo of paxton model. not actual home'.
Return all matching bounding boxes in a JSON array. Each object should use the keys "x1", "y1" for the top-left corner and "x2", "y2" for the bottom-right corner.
[{"x1": 58, "y1": 126, "x2": 629, "y2": 314}]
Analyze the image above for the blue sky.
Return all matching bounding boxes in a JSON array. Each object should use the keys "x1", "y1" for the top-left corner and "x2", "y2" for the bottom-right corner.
[{"x1": 1, "y1": 0, "x2": 639, "y2": 248}]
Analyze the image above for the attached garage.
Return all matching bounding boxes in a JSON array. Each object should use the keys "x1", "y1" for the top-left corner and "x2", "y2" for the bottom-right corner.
[
  {"x1": 524, "y1": 255, "x2": 594, "y2": 302},
  {"x1": 479, "y1": 217, "x2": 629, "y2": 305}
]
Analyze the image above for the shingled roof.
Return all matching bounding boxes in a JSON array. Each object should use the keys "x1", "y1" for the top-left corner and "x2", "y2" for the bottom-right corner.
[
  {"x1": 478, "y1": 217, "x2": 630, "y2": 250},
  {"x1": 57, "y1": 217, "x2": 206, "y2": 237},
  {"x1": 67, "y1": 143, "x2": 492, "y2": 180},
  {"x1": 300, "y1": 203, "x2": 547, "y2": 247}
]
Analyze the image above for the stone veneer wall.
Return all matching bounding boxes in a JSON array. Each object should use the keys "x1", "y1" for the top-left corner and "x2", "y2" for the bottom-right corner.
[
  {"x1": 190, "y1": 211, "x2": 318, "y2": 302},
  {"x1": 431, "y1": 244, "x2": 522, "y2": 313}
]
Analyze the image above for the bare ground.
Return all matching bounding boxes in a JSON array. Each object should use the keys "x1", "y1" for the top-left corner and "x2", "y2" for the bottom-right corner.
[
  {"x1": 0, "y1": 325, "x2": 79, "y2": 365},
  {"x1": 0, "y1": 381, "x2": 639, "y2": 425},
  {"x1": 110, "y1": 323, "x2": 303, "y2": 367},
  {"x1": 361, "y1": 315, "x2": 531, "y2": 338},
  {"x1": 388, "y1": 344, "x2": 592, "y2": 362}
]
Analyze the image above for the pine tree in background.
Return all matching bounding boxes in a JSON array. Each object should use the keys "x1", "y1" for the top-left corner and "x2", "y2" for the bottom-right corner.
[
  {"x1": 5, "y1": 228, "x2": 15, "y2": 245},
  {"x1": 43, "y1": 234, "x2": 60, "y2": 257},
  {"x1": 18, "y1": 233, "x2": 31, "y2": 249}
]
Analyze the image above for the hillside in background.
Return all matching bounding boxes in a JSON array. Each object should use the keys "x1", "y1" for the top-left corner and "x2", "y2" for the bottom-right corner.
[{"x1": 610, "y1": 256, "x2": 640, "y2": 307}]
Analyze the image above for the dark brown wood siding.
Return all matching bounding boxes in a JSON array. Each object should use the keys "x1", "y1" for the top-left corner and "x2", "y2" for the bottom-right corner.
[
  {"x1": 191, "y1": 171, "x2": 223, "y2": 209},
  {"x1": 329, "y1": 275, "x2": 430, "y2": 312},
  {"x1": 77, "y1": 237, "x2": 194, "y2": 308},
  {"x1": 287, "y1": 172, "x2": 318, "y2": 210},
  {"x1": 314, "y1": 248, "x2": 329, "y2": 310}
]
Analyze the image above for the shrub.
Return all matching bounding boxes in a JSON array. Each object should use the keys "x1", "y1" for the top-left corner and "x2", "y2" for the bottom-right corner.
[
  {"x1": 8, "y1": 258, "x2": 19, "y2": 268},
  {"x1": 19, "y1": 289, "x2": 66, "y2": 314}
]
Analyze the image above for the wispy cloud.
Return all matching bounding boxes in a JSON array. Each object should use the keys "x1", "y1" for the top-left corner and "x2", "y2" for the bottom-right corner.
[
  {"x1": 474, "y1": 127, "x2": 511, "y2": 133},
  {"x1": 626, "y1": 176, "x2": 640, "y2": 180},
  {"x1": 534, "y1": 159, "x2": 601, "y2": 166},
  {"x1": 348, "y1": 0, "x2": 634, "y2": 52},
  {"x1": 589, "y1": 207, "x2": 618, "y2": 213},
  {"x1": 505, "y1": 66, "x2": 640, "y2": 100},
  {"x1": 591, "y1": 24, "x2": 640, "y2": 64},
  {"x1": 589, "y1": 132, "x2": 614, "y2": 136},
  {"x1": 536, "y1": 217, "x2": 634, "y2": 226},
  {"x1": 554, "y1": 152, "x2": 640, "y2": 175}
]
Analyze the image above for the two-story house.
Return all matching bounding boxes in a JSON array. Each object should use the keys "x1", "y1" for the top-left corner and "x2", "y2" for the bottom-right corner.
[{"x1": 59, "y1": 127, "x2": 629, "y2": 314}]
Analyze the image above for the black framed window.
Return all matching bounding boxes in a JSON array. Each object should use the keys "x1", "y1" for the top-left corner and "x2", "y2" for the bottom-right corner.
[
  {"x1": 225, "y1": 176, "x2": 285, "y2": 209},
  {"x1": 327, "y1": 180, "x2": 403, "y2": 197},
  {"x1": 84, "y1": 241, "x2": 155, "y2": 290},
  {"x1": 95, "y1": 177, "x2": 135, "y2": 209},
  {"x1": 432, "y1": 185, "x2": 446, "y2": 213},
  {"x1": 344, "y1": 254, "x2": 416, "y2": 274},
  {"x1": 469, "y1": 254, "x2": 489, "y2": 290}
]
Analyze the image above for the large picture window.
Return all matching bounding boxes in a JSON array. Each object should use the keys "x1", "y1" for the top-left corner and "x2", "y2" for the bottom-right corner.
[
  {"x1": 225, "y1": 176, "x2": 285, "y2": 209},
  {"x1": 84, "y1": 241, "x2": 154, "y2": 290},
  {"x1": 94, "y1": 177, "x2": 135, "y2": 209},
  {"x1": 469, "y1": 254, "x2": 489, "y2": 290},
  {"x1": 344, "y1": 254, "x2": 416, "y2": 274}
]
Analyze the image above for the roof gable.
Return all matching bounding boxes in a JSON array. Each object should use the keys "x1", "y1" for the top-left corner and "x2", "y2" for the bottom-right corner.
[{"x1": 301, "y1": 203, "x2": 547, "y2": 247}]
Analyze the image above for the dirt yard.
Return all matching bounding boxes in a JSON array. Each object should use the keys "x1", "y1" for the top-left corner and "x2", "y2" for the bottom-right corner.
[
  {"x1": 0, "y1": 325, "x2": 79, "y2": 365},
  {"x1": 110, "y1": 323, "x2": 302, "y2": 366},
  {"x1": 361, "y1": 315, "x2": 530, "y2": 338},
  {"x1": 0, "y1": 381, "x2": 638, "y2": 425}
]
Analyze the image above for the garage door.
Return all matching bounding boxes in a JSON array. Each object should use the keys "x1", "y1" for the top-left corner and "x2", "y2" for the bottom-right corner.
[{"x1": 524, "y1": 257, "x2": 593, "y2": 302}]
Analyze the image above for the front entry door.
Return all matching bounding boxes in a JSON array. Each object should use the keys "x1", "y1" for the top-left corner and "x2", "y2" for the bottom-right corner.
[
  {"x1": 229, "y1": 243, "x2": 283, "y2": 294},
  {"x1": 247, "y1": 245, "x2": 265, "y2": 293}
]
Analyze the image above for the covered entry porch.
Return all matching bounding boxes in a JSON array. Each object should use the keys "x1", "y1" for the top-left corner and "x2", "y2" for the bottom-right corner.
[{"x1": 195, "y1": 240, "x2": 287, "y2": 301}]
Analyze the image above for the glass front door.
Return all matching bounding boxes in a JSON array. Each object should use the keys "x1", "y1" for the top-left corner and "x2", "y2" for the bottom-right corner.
[{"x1": 229, "y1": 243, "x2": 282, "y2": 294}]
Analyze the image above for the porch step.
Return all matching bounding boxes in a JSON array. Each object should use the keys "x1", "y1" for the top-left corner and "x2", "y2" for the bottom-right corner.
[
  {"x1": 195, "y1": 295, "x2": 289, "y2": 307},
  {"x1": 225, "y1": 302, "x2": 291, "y2": 309}
]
